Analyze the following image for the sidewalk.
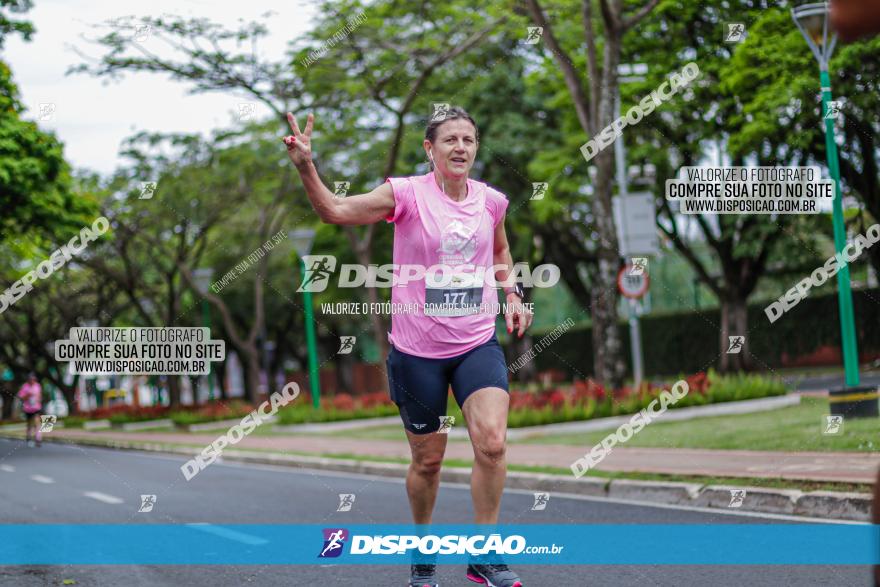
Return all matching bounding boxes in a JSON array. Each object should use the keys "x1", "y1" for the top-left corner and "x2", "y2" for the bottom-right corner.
[{"x1": 49, "y1": 429, "x2": 880, "y2": 484}]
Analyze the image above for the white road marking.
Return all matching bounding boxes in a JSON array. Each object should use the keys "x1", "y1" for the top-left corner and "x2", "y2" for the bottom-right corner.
[
  {"x1": 0, "y1": 464, "x2": 14, "y2": 472},
  {"x1": 83, "y1": 491, "x2": 124, "y2": 504},
  {"x1": 30, "y1": 474, "x2": 54, "y2": 484},
  {"x1": 186, "y1": 523, "x2": 269, "y2": 545}
]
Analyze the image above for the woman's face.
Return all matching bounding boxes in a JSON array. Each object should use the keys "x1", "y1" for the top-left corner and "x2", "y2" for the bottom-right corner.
[{"x1": 424, "y1": 118, "x2": 478, "y2": 178}]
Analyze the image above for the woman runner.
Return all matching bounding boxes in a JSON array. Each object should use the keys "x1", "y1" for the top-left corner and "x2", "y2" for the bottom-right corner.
[{"x1": 284, "y1": 106, "x2": 531, "y2": 587}]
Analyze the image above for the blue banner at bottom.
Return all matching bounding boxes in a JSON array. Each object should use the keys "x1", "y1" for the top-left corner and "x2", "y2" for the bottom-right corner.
[{"x1": 1, "y1": 524, "x2": 878, "y2": 565}]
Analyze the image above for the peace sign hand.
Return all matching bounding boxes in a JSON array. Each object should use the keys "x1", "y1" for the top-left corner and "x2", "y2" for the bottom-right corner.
[{"x1": 283, "y1": 112, "x2": 314, "y2": 168}]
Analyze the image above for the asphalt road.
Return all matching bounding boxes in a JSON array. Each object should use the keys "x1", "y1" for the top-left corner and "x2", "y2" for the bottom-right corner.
[{"x1": 0, "y1": 438, "x2": 873, "y2": 587}]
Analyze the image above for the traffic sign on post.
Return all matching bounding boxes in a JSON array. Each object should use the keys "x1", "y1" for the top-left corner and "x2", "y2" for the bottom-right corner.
[
  {"x1": 617, "y1": 264, "x2": 650, "y2": 299},
  {"x1": 613, "y1": 192, "x2": 659, "y2": 257}
]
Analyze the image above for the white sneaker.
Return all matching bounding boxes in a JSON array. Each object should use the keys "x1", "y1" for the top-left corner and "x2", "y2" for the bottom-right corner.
[{"x1": 27, "y1": 440, "x2": 36, "y2": 448}]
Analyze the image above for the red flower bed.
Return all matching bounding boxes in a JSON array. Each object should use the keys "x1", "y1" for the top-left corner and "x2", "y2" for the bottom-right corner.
[
  {"x1": 89, "y1": 405, "x2": 170, "y2": 420},
  {"x1": 573, "y1": 379, "x2": 606, "y2": 403},
  {"x1": 546, "y1": 390, "x2": 567, "y2": 410},
  {"x1": 188, "y1": 400, "x2": 254, "y2": 419},
  {"x1": 359, "y1": 391, "x2": 393, "y2": 408},
  {"x1": 685, "y1": 371, "x2": 709, "y2": 395},
  {"x1": 331, "y1": 393, "x2": 356, "y2": 411},
  {"x1": 509, "y1": 390, "x2": 533, "y2": 410},
  {"x1": 325, "y1": 391, "x2": 393, "y2": 411},
  {"x1": 507, "y1": 372, "x2": 710, "y2": 414}
]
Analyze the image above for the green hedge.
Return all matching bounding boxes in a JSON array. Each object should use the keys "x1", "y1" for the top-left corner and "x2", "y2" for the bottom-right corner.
[
  {"x1": 59, "y1": 417, "x2": 87, "y2": 428},
  {"x1": 505, "y1": 371, "x2": 785, "y2": 427},
  {"x1": 529, "y1": 288, "x2": 880, "y2": 378},
  {"x1": 275, "y1": 404, "x2": 400, "y2": 425}
]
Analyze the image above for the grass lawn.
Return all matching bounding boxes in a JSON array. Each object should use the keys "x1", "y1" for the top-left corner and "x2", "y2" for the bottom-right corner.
[
  {"x1": 274, "y1": 396, "x2": 880, "y2": 452},
  {"x1": 516, "y1": 396, "x2": 879, "y2": 452}
]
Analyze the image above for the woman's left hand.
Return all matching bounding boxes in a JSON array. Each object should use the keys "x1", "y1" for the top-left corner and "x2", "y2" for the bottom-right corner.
[{"x1": 504, "y1": 293, "x2": 533, "y2": 338}]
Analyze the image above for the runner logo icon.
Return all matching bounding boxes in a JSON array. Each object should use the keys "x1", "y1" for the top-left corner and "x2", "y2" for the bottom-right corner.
[
  {"x1": 437, "y1": 416, "x2": 454, "y2": 434},
  {"x1": 823, "y1": 415, "x2": 843, "y2": 435},
  {"x1": 728, "y1": 489, "x2": 746, "y2": 508},
  {"x1": 726, "y1": 336, "x2": 744, "y2": 354},
  {"x1": 531, "y1": 492, "x2": 549, "y2": 511},
  {"x1": 319, "y1": 528, "x2": 349, "y2": 558},
  {"x1": 40, "y1": 415, "x2": 57, "y2": 432},
  {"x1": 298, "y1": 255, "x2": 338, "y2": 293},
  {"x1": 337, "y1": 336, "x2": 356, "y2": 355},
  {"x1": 138, "y1": 494, "x2": 157, "y2": 513},
  {"x1": 337, "y1": 494, "x2": 355, "y2": 512}
]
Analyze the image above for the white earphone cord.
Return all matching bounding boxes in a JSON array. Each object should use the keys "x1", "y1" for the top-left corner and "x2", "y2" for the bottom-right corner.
[{"x1": 430, "y1": 151, "x2": 446, "y2": 195}]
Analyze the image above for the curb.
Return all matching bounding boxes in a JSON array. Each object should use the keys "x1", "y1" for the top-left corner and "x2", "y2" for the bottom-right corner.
[
  {"x1": 272, "y1": 416, "x2": 400, "y2": 434},
  {"x1": 11, "y1": 434, "x2": 873, "y2": 522},
  {"x1": 607, "y1": 478, "x2": 702, "y2": 505},
  {"x1": 184, "y1": 416, "x2": 277, "y2": 433},
  {"x1": 119, "y1": 419, "x2": 174, "y2": 431},
  {"x1": 694, "y1": 485, "x2": 801, "y2": 515}
]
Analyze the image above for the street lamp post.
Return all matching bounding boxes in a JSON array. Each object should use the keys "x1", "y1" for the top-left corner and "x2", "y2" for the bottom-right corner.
[
  {"x1": 193, "y1": 268, "x2": 217, "y2": 402},
  {"x1": 289, "y1": 228, "x2": 320, "y2": 409},
  {"x1": 792, "y1": 2, "x2": 860, "y2": 388}
]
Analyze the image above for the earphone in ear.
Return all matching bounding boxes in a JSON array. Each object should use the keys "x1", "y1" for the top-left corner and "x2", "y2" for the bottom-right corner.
[{"x1": 429, "y1": 150, "x2": 435, "y2": 164}]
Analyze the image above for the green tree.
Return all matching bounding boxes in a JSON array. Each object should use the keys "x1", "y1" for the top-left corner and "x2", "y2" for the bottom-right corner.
[
  {"x1": 618, "y1": 0, "x2": 861, "y2": 370},
  {"x1": 69, "y1": 3, "x2": 508, "y2": 375},
  {"x1": 0, "y1": 58, "x2": 92, "y2": 245},
  {"x1": 0, "y1": 0, "x2": 34, "y2": 48},
  {"x1": 521, "y1": 0, "x2": 663, "y2": 388},
  {"x1": 724, "y1": 7, "x2": 880, "y2": 272}
]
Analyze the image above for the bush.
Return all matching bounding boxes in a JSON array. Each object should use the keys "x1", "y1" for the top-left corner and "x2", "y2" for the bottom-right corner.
[
  {"x1": 500, "y1": 370, "x2": 785, "y2": 428},
  {"x1": 705, "y1": 370, "x2": 786, "y2": 403},
  {"x1": 272, "y1": 388, "x2": 396, "y2": 425},
  {"x1": 275, "y1": 403, "x2": 399, "y2": 425},
  {"x1": 69, "y1": 372, "x2": 782, "y2": 430},
  {"x1": 60, "y1": 416, "x2": 88, "y2": 428},
  {"x1": 331, "y1": 393, "x2": 356, "y2": 412},
  {"x1": 168, "y1": 400, "x2": 255, "y2": 426},
  {"x1": 106, "y1": 406, "x2": 171, "y2": 424}
]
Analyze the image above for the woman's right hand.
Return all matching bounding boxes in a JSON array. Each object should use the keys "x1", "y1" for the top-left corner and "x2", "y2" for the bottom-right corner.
[{"x1": 283, "y1": 112, "x2": 314, "y2": 168}]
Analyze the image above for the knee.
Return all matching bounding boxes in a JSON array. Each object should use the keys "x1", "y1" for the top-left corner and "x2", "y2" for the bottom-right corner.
[
  {"x1": 412, "y1": 453, "x2": 444, "y2": 477},
  {"x1": 475, "y1": 432, "x2": 506, "y2": 464}
]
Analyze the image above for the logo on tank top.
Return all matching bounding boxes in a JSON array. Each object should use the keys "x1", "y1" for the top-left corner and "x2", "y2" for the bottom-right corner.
[{"x1": 437, "y1": 220, "x2": 477, "y2": 265}]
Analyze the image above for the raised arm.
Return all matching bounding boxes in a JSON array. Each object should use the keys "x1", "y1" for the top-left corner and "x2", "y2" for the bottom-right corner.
[{"x1": 283, "y1": 112, "x2": 395, "y2": 226}]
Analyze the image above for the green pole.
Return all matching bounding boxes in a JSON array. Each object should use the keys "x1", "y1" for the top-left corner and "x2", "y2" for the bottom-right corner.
[
  {"x1": 820, "y1": 69, "x2": 860, "y2": 387},
  {"x1": 300, "y1": 258, "x2": 321, "y2": 408},
  {"x1": 201, "y1": 299, "x2": 216, "y2": 401}
]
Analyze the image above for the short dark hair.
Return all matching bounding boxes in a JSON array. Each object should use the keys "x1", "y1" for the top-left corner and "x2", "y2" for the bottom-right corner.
[{"x1": 424, "y1": 106, "x2": 479, "y2": 144}]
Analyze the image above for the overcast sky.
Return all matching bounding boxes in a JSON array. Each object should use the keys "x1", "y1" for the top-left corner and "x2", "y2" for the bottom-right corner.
[{"x1": 5, "y1": 0, "x2": 318, "y2": 176}]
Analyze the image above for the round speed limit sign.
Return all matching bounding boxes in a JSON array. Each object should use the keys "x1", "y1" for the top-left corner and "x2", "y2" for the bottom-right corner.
[{"x1": 617, "y1": 264, "x2": 650, "y2": 299}]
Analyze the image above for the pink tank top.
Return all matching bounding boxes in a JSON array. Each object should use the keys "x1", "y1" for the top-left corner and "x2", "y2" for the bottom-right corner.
[
  {"x1": 18, "y1": 382, "x2": 42, "y2": 413},
  {"x1": 384, "y1": 172, "x2": 509, "y2": 358}
]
